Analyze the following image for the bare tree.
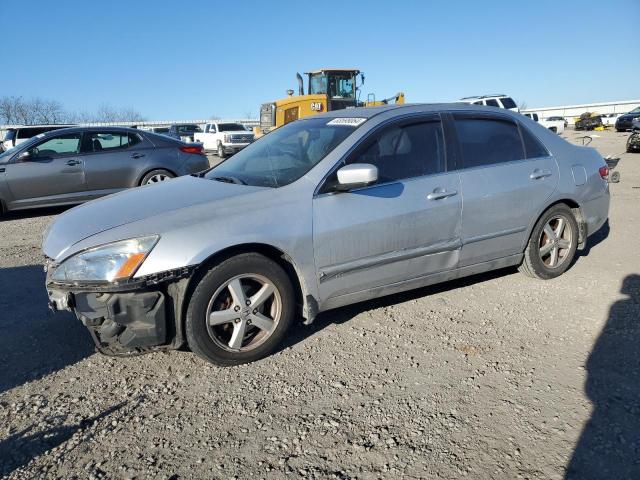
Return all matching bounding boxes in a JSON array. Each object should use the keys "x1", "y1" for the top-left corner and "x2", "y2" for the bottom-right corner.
[
  {"x1": 209, "y1": 114, "x2": 221, "y2": 120},
  {"x1": 518, "y1": 100, "x2": 528, "y2": 111},
  {"x1": 0, "y1": 97, "x2": 145, "y2": 125},
  {"x1": 0, "y1": 96, "x2": 66, "y2": 124},
  {"x1": 92, "y1": 104, "x2": 145, "y2": 123}
]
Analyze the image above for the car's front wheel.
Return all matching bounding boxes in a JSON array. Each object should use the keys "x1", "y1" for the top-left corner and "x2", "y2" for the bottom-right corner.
[
  {"x1": 185, "y1": 253, "x2": 295, "y2": 366},
  {"x1": 217, "y1": 142, "x2": 226, "y2": 159},
  {"x1": 519, "y1": 204, "x2": 579, "y2": 280}
]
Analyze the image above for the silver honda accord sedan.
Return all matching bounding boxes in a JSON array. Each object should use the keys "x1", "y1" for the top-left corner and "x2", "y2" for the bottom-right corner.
[{"x1": 43, "y1": 104, "x2": 610, "y2": 365}]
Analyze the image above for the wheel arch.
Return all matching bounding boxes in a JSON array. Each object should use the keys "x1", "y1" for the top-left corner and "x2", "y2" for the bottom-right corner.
[
  {"x1": 526, "y1": 198, "x2": 586, "y2": 251},
  {"x1": 178, "y1": 242, "x2": 313, "y2": 344},
  {"x1": 136, "y1": 167, "x2": 178, "y2": 186}
]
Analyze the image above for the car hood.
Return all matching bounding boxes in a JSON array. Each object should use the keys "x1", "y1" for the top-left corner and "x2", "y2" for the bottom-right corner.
[{"x1": 43, "y1": 175, "x2": 267, "y2": 260}]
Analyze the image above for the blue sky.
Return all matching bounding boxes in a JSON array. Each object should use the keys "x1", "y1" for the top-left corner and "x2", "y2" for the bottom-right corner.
[{"x1": 1, "y1": 0, "x2": 638, "y2": 120}]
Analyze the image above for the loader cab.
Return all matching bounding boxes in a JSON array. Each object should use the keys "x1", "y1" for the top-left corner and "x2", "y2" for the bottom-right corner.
[{"x1": 307, "y1": 69, "x2": 359, "y2": 111}]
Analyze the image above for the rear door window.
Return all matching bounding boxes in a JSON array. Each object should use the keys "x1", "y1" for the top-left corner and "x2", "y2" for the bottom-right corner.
[
  {"x1": 83, "y1": 131, "x2": 140, "y2": 153},
  {"x1": 485, "y1": 99, "x2": 500, "y2": 108},
  {"x1": 453, "y1": 116, "x2": 525, "y2": 168},
  {"x1": 519, "y1": 125, "x2": 549, "y2": 159},
  {"x1": 347, "y1": 119, "x2": 446, "y2": 182}
]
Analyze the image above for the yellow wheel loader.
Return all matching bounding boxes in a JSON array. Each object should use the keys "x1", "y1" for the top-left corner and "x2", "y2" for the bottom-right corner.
[{"x1": 255, "y1": 69, "x2": 404, "y2": 136}]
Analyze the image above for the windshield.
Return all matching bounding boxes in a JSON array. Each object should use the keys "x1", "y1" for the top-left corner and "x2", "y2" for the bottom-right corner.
[
  {"x1": 309, "y1": 74, "x2": 327, "y2": 95},
  {"x1": 500, "y1": 97, "x2": 517, "y2": 109},
  {"x1": 205, "y1": 117, "x2": 361, "y2": 188},
  {"x1": 629, "y1": 107, "x2": 640, "y2": 114},
  {"x1": 218, "y1": 123, "x2": 247, "y2": 132},
  {"x1": 0, "y1": 133, "x2": 46, "y2": 162}
]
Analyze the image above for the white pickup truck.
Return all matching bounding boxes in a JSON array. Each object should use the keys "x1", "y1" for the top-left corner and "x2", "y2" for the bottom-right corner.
[
  {"x1": 193, "y1": 122, "x2": 254, "y2": 158},
  {"x1": 524, "y1": 113, "x2": 565, "y2": 135}
]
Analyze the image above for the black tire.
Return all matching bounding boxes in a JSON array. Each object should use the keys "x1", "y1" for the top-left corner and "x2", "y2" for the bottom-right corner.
[
  {"x1": 217, "y1": 142, "x2": 226, "y2": 159},
  {"x1": 185, "y1": 253, "x2": 295, "y2": 366},
  {"x1": 139, "y1": 169, "x2": 175, "y2": 186},
  {"x1": 519, "y1": 204, "x2": 579, "y2": 280}
]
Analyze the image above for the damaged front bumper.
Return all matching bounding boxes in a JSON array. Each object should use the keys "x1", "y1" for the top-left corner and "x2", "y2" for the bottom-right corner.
[{"x1": 46, "y1": 264, "x2": 193, "y2": 356}]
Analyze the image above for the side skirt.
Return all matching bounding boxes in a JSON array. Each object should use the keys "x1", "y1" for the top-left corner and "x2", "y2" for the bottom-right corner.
[{"x1": 320, "y1": 253, "x2": 523, "y2": 312}]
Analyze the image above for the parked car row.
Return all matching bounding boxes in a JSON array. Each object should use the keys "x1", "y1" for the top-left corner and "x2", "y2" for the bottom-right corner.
[
  {"x1": 42, "y1": 103, "x2": 610, "y2": 366},
  {"x1": 0, "y1": 126, "x2": 208, "y2": 213}
]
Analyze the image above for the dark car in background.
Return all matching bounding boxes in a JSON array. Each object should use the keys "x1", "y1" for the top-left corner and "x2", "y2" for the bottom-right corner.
[
  {"x1": 0, "y1": 126, "x2": 209, "y2": 213},
  {"x1": 167, "y1": 124, "x2": 203, "y2": 142},
  {"x1": 615, "y1": 107, "x2": 640, "y2": 132},
  {"x1": 1, "y1": 124, "x2": 76, "y2": 152}
]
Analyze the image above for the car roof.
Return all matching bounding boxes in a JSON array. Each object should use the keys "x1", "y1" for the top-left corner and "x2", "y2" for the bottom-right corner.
[
  {"x1": 38, "y1": 125, "x2": 142, "y2": 136},
  {"x1": 460, "y1": 94, "x2": 509, "y2": 100},
  {"x1": 308, "y1": 102, "x2": 522, "y2": 121}
]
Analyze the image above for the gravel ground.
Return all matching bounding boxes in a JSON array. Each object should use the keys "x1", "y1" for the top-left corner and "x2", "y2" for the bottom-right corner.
[{"x1": 1, "y1": 129, "x2": 638, "y2": 479}]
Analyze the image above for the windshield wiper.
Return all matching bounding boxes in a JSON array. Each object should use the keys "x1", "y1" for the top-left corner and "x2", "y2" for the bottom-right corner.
[{"x1": 211, "y1": 175, "x2": 247, "y2": 185}]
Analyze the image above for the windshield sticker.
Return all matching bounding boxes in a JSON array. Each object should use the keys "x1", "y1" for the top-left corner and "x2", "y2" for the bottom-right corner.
[{"x1": 327, "y1": 118, "x2": 367, "y2": 127}]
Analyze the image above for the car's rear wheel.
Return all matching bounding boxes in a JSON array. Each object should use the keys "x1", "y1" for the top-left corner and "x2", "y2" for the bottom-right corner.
[
  {"x1": 519, "y1": 204, "x2": 579, "y2": 280},
  {"x1": 140, "y1": 169, "x2": 175, "y2": 186},
  {"x1": 185, "y1": 253, "x2": 295, "y2": 366}
]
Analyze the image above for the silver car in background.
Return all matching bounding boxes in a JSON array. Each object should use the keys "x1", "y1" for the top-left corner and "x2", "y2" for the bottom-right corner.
[
  {"x1": 0, "y1": 126, "x2": 209, "y2": 213},
  {"x1": 43, "y1": 104, "x2": 610, "y2": 365}
]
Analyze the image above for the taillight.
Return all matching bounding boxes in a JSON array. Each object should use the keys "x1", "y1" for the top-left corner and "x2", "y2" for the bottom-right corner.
[
  {"x1": 599, "y1": 166, "x2": 609, "y2": 179},
  {"x1": 180, "y1": 145, "x2": 203, "y2": 154}
]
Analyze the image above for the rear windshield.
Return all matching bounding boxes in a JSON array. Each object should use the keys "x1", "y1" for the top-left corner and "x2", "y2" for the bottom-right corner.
[
  {"x1": 500, "y1": 97, "x2": 517, "y2": 109},
  {"x1": 218, "y1": 123, "x2": 247, "y2": 132}
]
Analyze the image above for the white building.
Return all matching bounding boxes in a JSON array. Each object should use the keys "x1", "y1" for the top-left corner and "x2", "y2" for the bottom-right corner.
[{"x1": 522, "y1": 99, "x2": 640, "y2": 125}]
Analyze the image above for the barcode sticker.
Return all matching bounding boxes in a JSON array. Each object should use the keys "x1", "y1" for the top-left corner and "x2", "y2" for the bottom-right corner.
[{"x1": 327, "y1": 118, "x2": 367, "y2": 127}]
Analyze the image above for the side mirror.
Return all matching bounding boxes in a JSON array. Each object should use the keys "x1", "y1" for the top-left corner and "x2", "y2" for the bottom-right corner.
[
  {"x1": 18, "y1": 150, "x2": 31, "y2": 161},
  {"x1": 335, "y1": 163, "x2": 378, "y2": 191}
]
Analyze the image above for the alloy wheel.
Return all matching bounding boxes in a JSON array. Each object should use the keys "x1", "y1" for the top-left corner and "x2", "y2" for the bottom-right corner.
[
  {"x1": 146, "y1": 173, "x2": 171, "y2": 184},
  {"x1": 538, "y1": 215, "x2": 574, "y2": 268},
  {"x1": 205, "y1": 274, "x2": 282, "y2": 352}
]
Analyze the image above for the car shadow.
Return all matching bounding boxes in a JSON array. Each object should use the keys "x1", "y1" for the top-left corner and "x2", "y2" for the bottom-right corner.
[
  {"x1": 0, "y1": 401, "x2": 128, "y2": 477},
  {"x1": 279, "y1": 267, "x2": 516, "y2": 352},
  {"x1": 565, "y1": 274, "x2": 640, "y2": 479},
  {"x1": 0, "y1": 265, "x2": 94, "y2": 394},
  {"x1": 0, "y1": 205, "x2": 71, "y2": 221},
  {"x1": 577, "y1": 219, "x2": 610, "y2": 258}
]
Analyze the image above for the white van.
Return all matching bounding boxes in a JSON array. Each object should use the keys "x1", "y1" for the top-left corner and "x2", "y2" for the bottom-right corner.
[
  {"x1": 459, "y1": 94, "x2": 519, "y2": 112},
  {"x1": 1, "y1": 125, "x2": 75, "y2": 151}
]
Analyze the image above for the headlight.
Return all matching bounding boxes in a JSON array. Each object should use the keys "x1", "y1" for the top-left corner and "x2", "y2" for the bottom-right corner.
[{"x1": 52, "y1": 235, "x2": 159, "y2": 283}]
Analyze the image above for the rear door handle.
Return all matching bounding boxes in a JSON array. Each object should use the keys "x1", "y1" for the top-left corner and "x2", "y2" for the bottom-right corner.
[
  {"x1": 0, "y1": 167, "x2": 5, "y2": 173},
  {"x1": 427, "y1": 188, "x2": 458, "y2": 201},
  {"x1": 530, "y1": 169, "x2": 552, "y2": 180},
  {"x1": 66, "y1": 159, "x2": 81, "y2": 166},
  {"x1": 131, "y1": 153, "x2": 145, "y2": 159}
]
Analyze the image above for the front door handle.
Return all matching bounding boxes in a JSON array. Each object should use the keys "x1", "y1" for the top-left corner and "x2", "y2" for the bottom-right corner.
[
  {"x1": 131, "y1": 153, "x2": 145, "y2": 159},
  {"x1": 427, "y1": 188, "x2": 458, "y2": 201},
  {"x1": 530, "y1": 169, "x2": 552, "y2": 180},
  {"x1": 66, "y1": 159, "x2": 81, "y2": 166},
  {"x1": 0, "y1": 167, "x2": 5, "y2": 173}
]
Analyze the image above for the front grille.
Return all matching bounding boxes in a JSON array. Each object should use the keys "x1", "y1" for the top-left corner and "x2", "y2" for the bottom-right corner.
[{"x1": 230, "y1": 135, "x2": 253, "y2": 143}]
